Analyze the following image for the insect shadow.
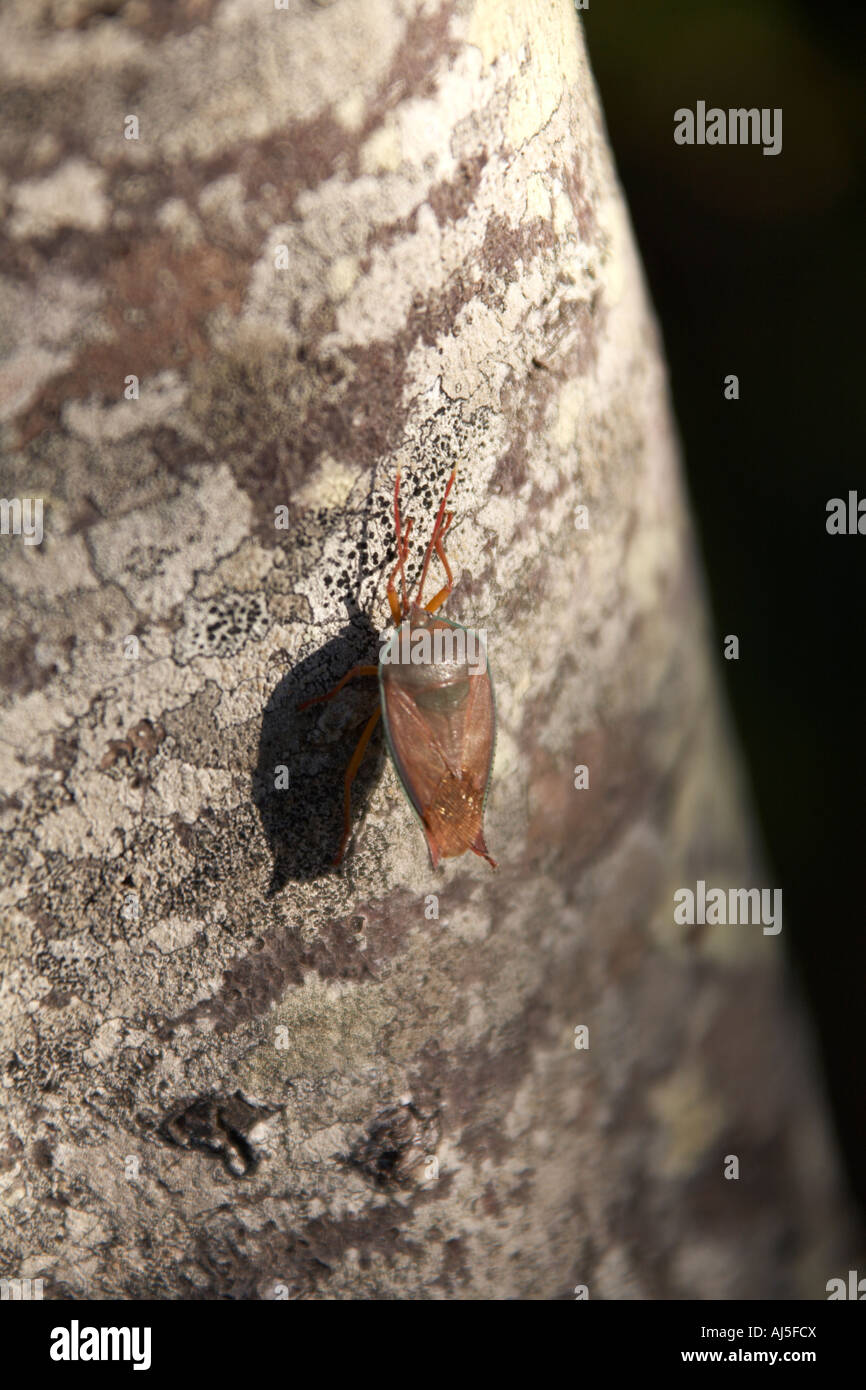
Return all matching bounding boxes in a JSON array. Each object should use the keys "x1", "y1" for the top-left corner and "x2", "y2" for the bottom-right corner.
[{"x1": 253, "y1": 603, "x2": 385, "y2": 890}]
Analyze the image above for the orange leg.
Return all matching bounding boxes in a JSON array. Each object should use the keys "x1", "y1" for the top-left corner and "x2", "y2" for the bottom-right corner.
[
  {"x1": 386, "y1": 517, "x2": 413, "y2": 625},
  {"x1": 297, "y1": 664, "x2": 378, "y2": 711},
  {"x1": 414, "y1": 468, "x2": 456, "y2": 609},
  {"x1": 424, "y1": 509, "x2": 454, "y2": 614},
  {"x1": 333, "y1": 706, "x2": 381, "y2": 865}
]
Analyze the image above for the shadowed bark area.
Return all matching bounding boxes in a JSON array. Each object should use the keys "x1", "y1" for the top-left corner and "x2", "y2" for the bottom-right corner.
[{"x1": 0, "y1": 0, "x2": 852, "y2": 1299}]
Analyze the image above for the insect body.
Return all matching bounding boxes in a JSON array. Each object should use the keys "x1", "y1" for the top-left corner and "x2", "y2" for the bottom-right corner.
[{"x1": 300, "y1": 468, "x2": 496, "y2": 869}]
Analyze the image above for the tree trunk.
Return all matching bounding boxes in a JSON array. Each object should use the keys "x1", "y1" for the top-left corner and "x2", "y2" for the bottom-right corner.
[{"x1": 0, "y1": 0, "x2": 850, "y2": 1299}]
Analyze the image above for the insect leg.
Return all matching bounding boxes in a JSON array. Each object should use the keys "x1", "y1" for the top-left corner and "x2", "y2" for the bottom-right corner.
[
  {"x1": 423, "y1": 510, "x2": 455, "y2": 614},
  {"x1": 386, "y1": 516, "x2": 413, "y2": 624},
  {"x1": 297, "y1": 665, "x2": 378, "y2": 710},
  {"x1": 333, "y1": 706, "x2": 381, "y2": 865}
]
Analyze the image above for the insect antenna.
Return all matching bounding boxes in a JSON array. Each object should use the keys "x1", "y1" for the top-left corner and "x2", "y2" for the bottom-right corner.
[
  {"x1": 389, "y1": 469, "x2": 414, "y2": 622},
  {"x1": 413, "y1": 467, "x2": 457, "y2": 609}
]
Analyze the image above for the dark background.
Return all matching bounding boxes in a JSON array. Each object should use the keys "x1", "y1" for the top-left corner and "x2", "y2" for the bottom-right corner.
[{"x1": 583, "y1": 0, "x2": 865, "y2": 1222}]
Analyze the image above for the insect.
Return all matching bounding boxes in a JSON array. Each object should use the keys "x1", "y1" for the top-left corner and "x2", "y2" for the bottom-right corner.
[{"x1": 300, "y1": 467, "x2": 496, "y2": 870}]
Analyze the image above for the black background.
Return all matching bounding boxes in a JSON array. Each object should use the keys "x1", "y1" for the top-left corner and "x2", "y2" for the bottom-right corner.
[{"x1": 584, "y1": 0, "x2": 865, "y2": 1221}]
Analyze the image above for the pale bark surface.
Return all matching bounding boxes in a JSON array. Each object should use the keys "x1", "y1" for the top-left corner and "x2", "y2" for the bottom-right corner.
[{"x1": 0, "y1": 0, "x2": 850, "y2": 1298}]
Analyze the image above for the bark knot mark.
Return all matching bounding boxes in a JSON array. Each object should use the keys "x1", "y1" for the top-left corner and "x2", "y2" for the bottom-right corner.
[{"x1": 152, "y1": 1090, "x2": 277, "y2": 1178}]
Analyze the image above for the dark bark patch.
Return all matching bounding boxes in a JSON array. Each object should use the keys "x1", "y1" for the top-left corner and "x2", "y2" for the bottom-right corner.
[
  {"x1": 409, "y1": 998, "x2": 555, "y2": 1159},
  {"x1": 57, "y1": 0, "x2": 219, "y2": 39},
  {"x1": 479, "y1": 1181, "x2": 501, "y2": 1217},
  {"x1": 151, "y1": 1090, "x2": 277, "y2": 1177},
  {"x1": 360, "y1": 0, "x2": 459, "y2": 135},
  {"x1": 30, "y1": 1138, "x2": 54, "y2": 1170},
  {"x1": 526, "y1": 719, "x2": 652, "y2": 873},
  {"x1": 98, "y1": 718, "x2": 165, "y2": 771},
  {"x1": 187, "y1": 1204, "x2": 423, "y2": 1300},
  {"x1": 559, "y1": 291, "x2": 606, "y2": 376},
  {"x1": 490, "y1": 439, "x2": 529, "y2": 497},
  {"x1": 345, "y1": 1102, "x2": 441, "y2": 1189},
  {"x1": 230, "y1": 111, "x2": 350, "y2": 223},
  {"x1": 0, "y1": 628, "x2": 58, "y2": 698},
  {"x1": 16, "y1": 238, "x2": 246, "y2": 445},
  {"x1": 481, "y1": 211, "x2": 555, "y2": 287},
  {"x1": 506, "y1": 1170, "x2": 535, "y2": 1208},
  {"x1": 204, "y1": 335, "x2": 367, "y2": 540},
  {"x1": 142, "y1": 426, "x2": 210, "y2": 483},
  {"x1": 162, "y1": 896, "x2": 414, "y2": 1036},
  {"x1": 51, "y1": 726, "x2": 79, "y2": 773},
  {"x1": 127, "y1": 718, "x2": 165, "y2": 757},
  {"x1": 560, "y1": 151, "x2": 596, "y2": 245},
  {"x1": 432, "y1": 1235, "x2": 470, "y2": 1290},
  {"x1": 39, "y1": 988, "x2": 71, "y2": 1010},
  {"x1": 426, "y1": 150, "x2": 488, "y2": 227},
  {"x1": 458, "y1": 1119, "x2": 510, "y2": 1163},
  {"x1": 0, "y1": 1134, "x2": 24, "y2": 1172}
]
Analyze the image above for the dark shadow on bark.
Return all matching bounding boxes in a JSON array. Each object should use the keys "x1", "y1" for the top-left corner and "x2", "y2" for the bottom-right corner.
[{"x1": 253, "y1": 604, "x2": 385, "y2": 889}]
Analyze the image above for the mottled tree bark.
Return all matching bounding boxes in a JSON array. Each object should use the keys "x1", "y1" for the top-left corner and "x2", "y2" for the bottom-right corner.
[{"x1": 0, "y1": 0, "x2": 851, "y2": 1299}]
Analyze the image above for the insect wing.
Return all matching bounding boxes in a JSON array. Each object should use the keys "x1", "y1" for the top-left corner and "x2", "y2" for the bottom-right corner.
[{"x1": 379, "y1": 622, "x2": 495, "y2": 861}]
